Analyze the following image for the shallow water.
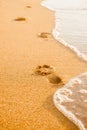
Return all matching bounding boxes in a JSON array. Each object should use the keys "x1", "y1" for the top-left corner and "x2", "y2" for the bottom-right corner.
[
  {"x1": 41, "y1": 0, "x2": 87, "y2": 60},
  {"x1": 41, "y1": 0, "x2": 87, "y2": 130},
  {"x1": 54, "y1": 73, "x2": 87, "y2": 130}
]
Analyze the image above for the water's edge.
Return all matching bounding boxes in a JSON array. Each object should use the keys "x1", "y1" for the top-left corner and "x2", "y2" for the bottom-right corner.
[
  {"x1": 41, "y1": 1, "x2": 87, "y2": 62},
  {"x1": 53, "y1": 72, "x2": 87, "y2": 130},
  {"x1": 41, "y1": 1, "x2": 87, "y2": 130}
]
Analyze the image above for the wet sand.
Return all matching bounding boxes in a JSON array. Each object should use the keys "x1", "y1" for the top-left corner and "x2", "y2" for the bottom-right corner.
[{"x1": 0, "y1": 0, "x2": 87, "y2": 129}]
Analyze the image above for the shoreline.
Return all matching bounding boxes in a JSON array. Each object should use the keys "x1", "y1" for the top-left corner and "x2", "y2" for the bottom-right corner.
[
  {"x1": 0, "y1": 0, "x2": 87, "y2": 130},
  {"x1": 41, "y1": 0, "x2": 87, "y2": 62}
]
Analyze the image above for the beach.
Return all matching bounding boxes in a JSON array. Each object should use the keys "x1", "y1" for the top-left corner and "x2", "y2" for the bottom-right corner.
[{"x1": 0, "y1": 0, "x2": 87, "y2": 130}]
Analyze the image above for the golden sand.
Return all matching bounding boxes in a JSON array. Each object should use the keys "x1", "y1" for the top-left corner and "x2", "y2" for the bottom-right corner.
[{"x1": 0, "y1": 0, "x2": 87, "y2": 129}]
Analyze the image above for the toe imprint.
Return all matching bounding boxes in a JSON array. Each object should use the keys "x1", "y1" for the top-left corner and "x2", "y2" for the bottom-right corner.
[{"x1": 34, "y1": 65, "x2": 54, "y2": 76}]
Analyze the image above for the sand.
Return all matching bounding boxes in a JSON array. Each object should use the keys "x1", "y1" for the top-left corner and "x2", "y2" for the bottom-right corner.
[{"x1": 0, "y1": 0, "x2": 87, "y2": 130}]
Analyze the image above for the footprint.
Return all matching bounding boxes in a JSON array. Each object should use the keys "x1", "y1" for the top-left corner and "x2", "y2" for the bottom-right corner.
[
  {"x1": 34, "y1": 65, "x2": 63, "y2": 84},
  {"x1": 38, "y1": 32, "x2": 51, "y2": 39},
  {"x1": 14, "y1": 17, "x2": 27, "y2": 21},
  {"x1": 26, "y1": 5, "x2": 32, "y2": 8},
  {"x1": 34, "y1": 65, "x2": 54, "y2": 76}
]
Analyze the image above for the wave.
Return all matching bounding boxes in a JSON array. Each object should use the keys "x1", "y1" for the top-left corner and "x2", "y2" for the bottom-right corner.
[
  {"x1": 41, "y1": 0, "x2": 87, "y2": 61},
  {"x1": 41, "y1": 0, "x2": 87, "y2": 11},
  {"x1": 41, "y1": 0, "x2": 87, "y2": 130},
  {"x1": 53, "y1": 72, "x2": 87, "y2": 130}
]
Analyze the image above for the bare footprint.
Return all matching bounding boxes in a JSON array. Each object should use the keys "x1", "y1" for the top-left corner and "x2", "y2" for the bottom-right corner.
[
  {"x1": 34, "y1": 65, "x2": 63, "y2": 84},
  {"x1": 14, "y1": 17, "x2": 27, "y2": 21},
  {"x1": 26, "y1": 5, "x2": 32, "y2": 8},
  {"x1": 34, "y1": 65, "x2": 54, "y2": 76},
  {"x1": 38, "y1": 32, "x2": 51, "y2": 39}
]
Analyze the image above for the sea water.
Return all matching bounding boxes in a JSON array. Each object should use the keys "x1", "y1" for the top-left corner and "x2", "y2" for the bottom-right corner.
[{"x1": 41, "y1": 0, "x2": 87, "y2": 130}]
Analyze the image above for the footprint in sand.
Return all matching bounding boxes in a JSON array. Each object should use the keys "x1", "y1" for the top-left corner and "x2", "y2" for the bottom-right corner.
[
  {"x1": 14, "y1": 17, "x2": 27, "y2": 21},
  {"x1": 38, "y1": 32, "x2": 51, "y2": 39},
  {"x1": 34, "y1": 65, "x2": 54, "y2": 76},
  {"x1": 26, "y1": 5, "x2": 32, "y2": 8},
  {"x1": 34, "y1": 65, "x2": 63, "y2": 84}
]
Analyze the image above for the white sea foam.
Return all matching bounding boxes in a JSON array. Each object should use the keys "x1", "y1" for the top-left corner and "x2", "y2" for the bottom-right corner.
[
  {"x1": 41, "y1": 0, "x2": 87, "y2": 61},
  {"x1": 41, "y1": 0, "x2": 87, "y2": 10},
  {"x1": 41, "y1": 0, "x2": 87, "y2": 130},
  {"x1": 53, "y1": 73, "x2": 87, "y2": 130}
]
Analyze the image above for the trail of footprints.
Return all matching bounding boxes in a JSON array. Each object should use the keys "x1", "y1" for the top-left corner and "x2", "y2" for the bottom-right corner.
[
  {"x1": 13, "y1": 5, "x2": 50, "y2": 39},
  {"x1": 34, "y1": 65, "x2": 63, "y2": 84},
  {"x1": 13, "y1": 5, "x2": 31, "y2": 22},
  {"x1": 13, "y1": 5, "x2": 62, "y2": 84}
]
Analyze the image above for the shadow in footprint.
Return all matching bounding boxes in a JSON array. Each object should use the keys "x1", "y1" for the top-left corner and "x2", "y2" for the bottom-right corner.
[
  {"x1": 14, "y1": 17, "x2": 27, "y2": 21},
  {"x1": 42, "y1": 94, "x2": 79, "y2": 130},
  {"x1": 34, "y1": 65, "x2": 63, "y2": 85},
  {"x1": 47, "y1": 74, "x2": 62, "y2": 84},
  {"x1": 38, "y1": 32, "x2": 51, "y2": 39}
]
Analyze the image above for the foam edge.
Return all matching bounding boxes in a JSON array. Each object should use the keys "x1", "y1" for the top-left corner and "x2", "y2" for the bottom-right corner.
[{"x1": 53, "y1": 90, "x2": 86, "y2": 130}]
